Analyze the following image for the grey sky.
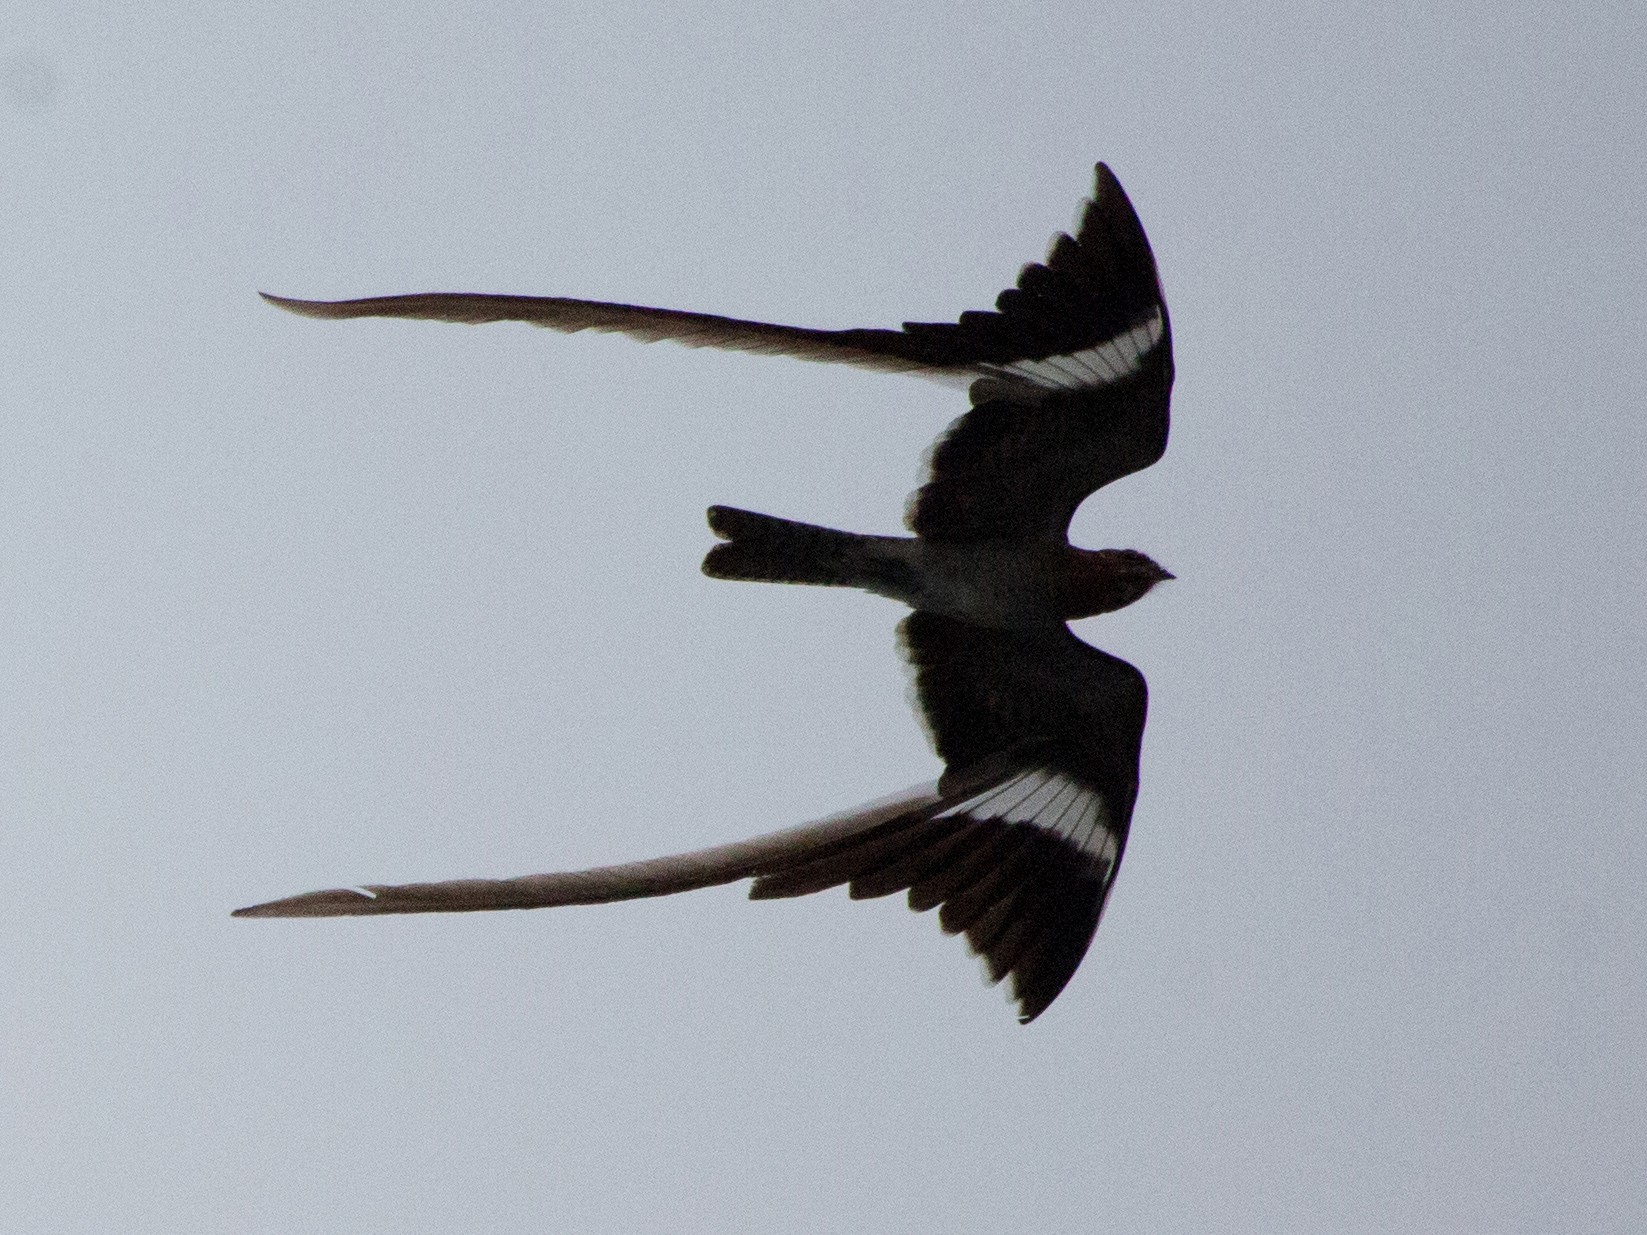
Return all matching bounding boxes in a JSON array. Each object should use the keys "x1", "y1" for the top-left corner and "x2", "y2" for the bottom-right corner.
[{"x1": 2, "y1": 2, "x2": 1644, "y2": 1231}]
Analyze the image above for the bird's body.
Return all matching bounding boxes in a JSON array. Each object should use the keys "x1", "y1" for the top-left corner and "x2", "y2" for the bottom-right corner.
[
  {"x1": 244, "y1": 163, "x2": 1176, "y2": 1022},
  {"x1": 703, "y1": 506, "x2": 1171, "y2": 627}
]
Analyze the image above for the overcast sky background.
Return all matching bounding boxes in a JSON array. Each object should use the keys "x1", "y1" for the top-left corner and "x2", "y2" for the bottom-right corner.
[{"x1": 3, "y1": 3, "x2": 1644, "y2": 1232}]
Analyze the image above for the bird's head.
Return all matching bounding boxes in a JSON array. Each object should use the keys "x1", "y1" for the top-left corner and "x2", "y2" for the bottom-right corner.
[{"x1": 1061, "y1": 548, "x2": 1174, "y2": 619}]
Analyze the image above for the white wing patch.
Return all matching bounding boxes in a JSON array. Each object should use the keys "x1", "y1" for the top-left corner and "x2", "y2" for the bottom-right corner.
[
  {"x1": 936, "y1": 768, "x2": 1118, "y2": 866},
  {"x1": 975, "y1": 307, "x2": 1164, "y2": 392}
]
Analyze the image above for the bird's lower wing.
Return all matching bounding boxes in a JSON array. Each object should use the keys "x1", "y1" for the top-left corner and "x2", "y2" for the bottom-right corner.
[
  {"x1": 236, "y1": 761, "x2": 1116, "y2": 1021},
  {"x1": 232, "y1": 782, "x2": 942, "y2": 919}
]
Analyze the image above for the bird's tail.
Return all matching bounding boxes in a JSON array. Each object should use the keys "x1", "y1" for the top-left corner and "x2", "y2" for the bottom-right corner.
[{"x1": 702, "y1": 505, "x2": 907, "y2": 591}]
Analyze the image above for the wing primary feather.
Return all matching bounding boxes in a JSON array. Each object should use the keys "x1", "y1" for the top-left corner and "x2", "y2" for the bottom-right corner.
[
  {"x1": 745, "y1": 819, "x2": 932, "y2": 900},
  {"x1": 936, "y1": 836, "x2": 1037, "y2": 935},
  {"x1": 1036, "y1": 779, "x2": 1086, "y2": 841},
  {"x1": 979, "y1": 891, "x2": 1060, "y2": 985},
  {"x1": 1011, "y1": 902, "x2": 1102, "y2": 1024},
  {"x1": 907, "y1": 826, "x2": 1025, "y2": 914},
  {"x1": 233, "y1": 783, "x2": 941, "y2": 917},
  {"x1": 964, "y1": 882, "x2": 1037, "y2": 971},
  {"x1": 846, "y1": 819, "x2": 989, "y2": 901}
]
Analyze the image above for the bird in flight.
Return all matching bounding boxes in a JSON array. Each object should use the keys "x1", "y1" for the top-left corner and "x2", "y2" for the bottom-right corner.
[{"x1": 240, "y1": 163, "x2": 1175, "y2": 1023}]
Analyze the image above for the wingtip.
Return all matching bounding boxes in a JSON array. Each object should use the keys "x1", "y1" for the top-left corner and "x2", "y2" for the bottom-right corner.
[{"x1": 1092, "y1": 162, "x2": 1131, "y2": 213}]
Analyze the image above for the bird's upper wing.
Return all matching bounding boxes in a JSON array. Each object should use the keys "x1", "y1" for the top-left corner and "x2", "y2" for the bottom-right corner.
[
  {"x1": 904, "y1": 165, "x2": 1173, "y2": 542},
  {"x1": 904, "y1": 347, "x2": 1171, "y2": 543},
  {"x1": 259, "y1": 164, "x2": 1168, "y2": 400},
  {"x1": 259, "y1": 290, "x2": 958, "y2": 377},
  {"x1": 234, "y1": 614, "x2": 1146, "y2": 1022}
]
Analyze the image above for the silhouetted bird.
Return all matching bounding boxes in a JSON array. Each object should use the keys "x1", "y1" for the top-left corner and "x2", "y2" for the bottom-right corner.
[{"x1": 241, "y1": 163, "x2": 1174, "y2": 1023}]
